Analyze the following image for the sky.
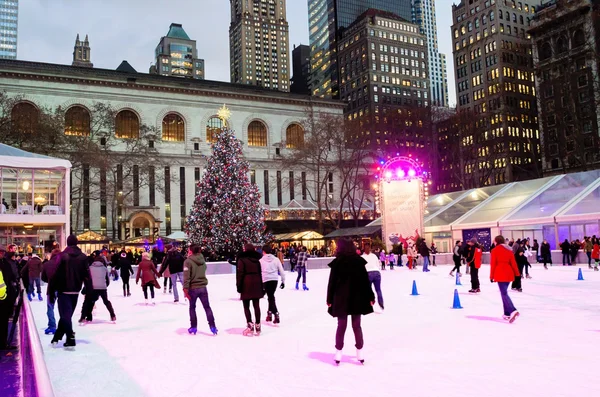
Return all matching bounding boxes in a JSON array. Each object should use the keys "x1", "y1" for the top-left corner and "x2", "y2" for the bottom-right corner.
[{"x1": 18, "y1": 0, "x2": 456, "y2": 106}]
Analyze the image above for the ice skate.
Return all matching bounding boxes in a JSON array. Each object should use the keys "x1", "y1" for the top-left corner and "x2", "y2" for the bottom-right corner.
[
  {"x1": 78, "y1": 317, "x2": 86, "y2": 325},
  {"x1": 255, "y1": 323, "x2": 262, "y2": 336},
  {"x1": 502, "y1": 315, "x2": 510, "y2": 321},
  {"x1": 274, "y1": 313, "x2": 280, "y2": 324},
  {"x1": 295, "y1": 282, "x2": 299, "y2": 290},
  {"x1": 303, "y1": 283, "x2": 309, "y2": 291},
  {"x1": 123, "y1": 290, "x2": 127, "y2": 297},
  {"x1": 188, "y1": 327, "x2": 197, "y2": 335},
  {"x1": 111, "y1": 315, "x2": 116, "y2": 323},
  {"x1": 63, "y1": 338, "x2": 76, "y2": 350},
  {"x1": 151, "y1": 299, "x2": 156, "y2": 305},
  {"x1": 50, "y1": 339, "x2": 60, "y2": 348},
  {"x1": 174, "y1": 299, "x2": 179, "y2": 303},
  {"x1": 27, "y1": 293, "x2": 32, "y2": 302},
  {"x1": 38, "y1": 293, "x2": 43, "y2": 301},
  {"x1": 509, "y1": 310, "x2": 520, "y2": 323},
  {"x1": 449, "y1": 271, "x2": 454, "y2": 277},
  {"x1": 243, "y1": 322, "x2": 255, "y2": 336},
  {"x1": 356, "y1": 348, "x2": 364, "y2": 364},
  {"x1": 266, "y1": 311, "x2": 272, "y2": 323},
  {"x1": 594, "y1": 267, "x2": 599, "y2": 272},
  {"x1": 44, "y1": 327, "x2": 56, "y2": 335},
  {"x1": 127, "y1": 292, "x2": 131, "y2": 297},
  {"x1": 210, "y1": 326, "x2": 218, "y2": 335},
  {"x1": 163, "y1": 289, "x2": 167, "y2": 294},
  {"x1": 334, "y1": 349, "x2": 342, "y2": 365},
  {"x1": 144, "y1": 299, "x2": 149, "y2": 306},
  {"x1": 526, "y1": 275, "x2": 532, "y2": 279}
]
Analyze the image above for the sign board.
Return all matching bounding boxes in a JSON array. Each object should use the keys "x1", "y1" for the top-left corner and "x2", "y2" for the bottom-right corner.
[{"x1": 381, "y1": 179, "x2": 424, "y2": 252}]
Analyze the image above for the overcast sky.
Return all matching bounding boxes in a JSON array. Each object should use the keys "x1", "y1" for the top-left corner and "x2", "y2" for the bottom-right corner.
[{"x1": 18, "y1": 0, "x2": 456, "y2": 106}]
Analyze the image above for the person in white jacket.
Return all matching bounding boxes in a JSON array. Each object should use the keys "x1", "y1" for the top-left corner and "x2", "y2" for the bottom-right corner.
[
  {"x1": 260, "y1": 245, "x2": 286, "y2": 324},
  {"x1": 362, "y1": 243, "x2": 384, "y2": 310}
]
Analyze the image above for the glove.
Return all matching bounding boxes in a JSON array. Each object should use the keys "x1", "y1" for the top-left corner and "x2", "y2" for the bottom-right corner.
[
  {"x1": 280, "y1": 283, "x2": 285, "y2": 289},
  {"x1": 183, "y1": 289, "x2": 191, "y2": 300},
  {"x1": 490, "y1": 279, "x2": 495, "y2": 283},
  {"x1": 371, "y1": 301, "x2": 375, "y2": 306}
]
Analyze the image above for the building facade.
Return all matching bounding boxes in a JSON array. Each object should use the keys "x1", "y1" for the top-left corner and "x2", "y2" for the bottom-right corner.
[
  {"x1": 529, "y1": 0, "x2": 600, "y2": 175},
  {"x1": 450, "y1": 0, "x2": 541, "y2": 190},
  {"x1": 0, "y1": 0, "x2": 18, "y2": 59},
  {"x1": 308, "y1": 0, "x2": 413, "y2": 99},
  {"x1": 291, "y1": 44, "x2": 311, "y2": 95},
  {"x1": 0, "y1": 59, "x2": 345, "y2": 238},
  {"x1": 229, "y1": 0, "x2": 290, "y2": 91},
  {"x1": 150, "y1": 23, "x2": 204, "y2": 79},
  {"x1": 72, "y1": 34, "x2": 93, "y2": 68},
  {"x1": 338, "y1": 9, "x2": 431, "y2": 161},
  {"x1": 413, "y1": 0, "x2": 449, "y2": 107}
]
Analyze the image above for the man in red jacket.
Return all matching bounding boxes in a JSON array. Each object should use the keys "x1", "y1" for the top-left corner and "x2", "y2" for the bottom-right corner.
[{"x1": 490, "y1": 235, "x2": 520, "y2": 323}]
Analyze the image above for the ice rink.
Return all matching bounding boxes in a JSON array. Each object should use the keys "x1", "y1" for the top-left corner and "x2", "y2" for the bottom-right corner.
[{"x1": 29, "y1": 264, "x2": 600, "y2": 397}]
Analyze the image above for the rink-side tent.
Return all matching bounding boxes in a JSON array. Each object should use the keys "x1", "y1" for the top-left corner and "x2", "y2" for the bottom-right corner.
[{"x1": 368, "y1": 169, "x2": 600, "y2": 252}]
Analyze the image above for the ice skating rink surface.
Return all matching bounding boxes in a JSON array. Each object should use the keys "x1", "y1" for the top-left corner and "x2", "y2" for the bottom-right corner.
[{"x1": 30, "y1": 265, "x2": 600, "y2": 397}]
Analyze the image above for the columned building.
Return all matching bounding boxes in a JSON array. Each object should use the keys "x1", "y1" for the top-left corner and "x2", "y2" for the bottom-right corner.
[{"x1": 0, "y1": 59, "x2": 344, "y2": 238}]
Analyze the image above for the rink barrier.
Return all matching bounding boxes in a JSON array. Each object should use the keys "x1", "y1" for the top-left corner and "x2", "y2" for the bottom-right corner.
[{"x1": 20, "y1": 283, "x2": 56, "y2": 397}]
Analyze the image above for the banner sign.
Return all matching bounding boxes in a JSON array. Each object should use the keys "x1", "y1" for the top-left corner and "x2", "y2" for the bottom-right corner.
[{"x1": 381, "y1": 180, "x2": 424, "y2": 252}]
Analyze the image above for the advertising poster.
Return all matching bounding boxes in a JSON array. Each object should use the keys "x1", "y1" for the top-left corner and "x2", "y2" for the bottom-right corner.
[
  {"x1": 381, "y1": 180, "x2": 424, "y2": 252},
  {"x1": 462, "y1": 228, "x2": 492, "y2": 251}
]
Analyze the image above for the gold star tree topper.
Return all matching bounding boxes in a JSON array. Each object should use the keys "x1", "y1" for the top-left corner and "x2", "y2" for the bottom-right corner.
[{"x1": 217, "y1": 104, "x2": 231, "y2": 127}]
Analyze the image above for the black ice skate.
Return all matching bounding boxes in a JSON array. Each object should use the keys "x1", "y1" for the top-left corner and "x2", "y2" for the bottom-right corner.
[
  {"x1": 243, "y1": 322, "x2": 255, "y2": 336},
  {"x1": 266, "y1": 311, "x2": 273, "y2": 322}
]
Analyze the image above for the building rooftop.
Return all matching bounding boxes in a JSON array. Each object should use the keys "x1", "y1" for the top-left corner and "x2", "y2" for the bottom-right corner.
[
  {"x1": 165, "y1": 23, "x2": 191, "y2": 40},
  {"x1": 116, "y1": 60, "x2": 137, "y2": 73}
]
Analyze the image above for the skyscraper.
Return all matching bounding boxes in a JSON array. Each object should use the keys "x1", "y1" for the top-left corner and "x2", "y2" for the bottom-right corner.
[
  {"x1": 151, "y1": 23, "x2": 204, "y2": 79},
  {"x1": 412, "y1": 0, "x2": 449, "y2": 107},
  {"x1": 308, "y1": 0, "x2": 413, "y2": 98},
  {"x1": 291, "y1": 44, "x2": 311, "y2": 95},
  {"x1": 72, "y1": 34, "x2": 93, "y2": 68},
  {"x1": 0, "y1": 0, "x2": 18, "y2": 59},
  {"x1": 229, "y1": 0, "x2": 290, "y2": 91}
]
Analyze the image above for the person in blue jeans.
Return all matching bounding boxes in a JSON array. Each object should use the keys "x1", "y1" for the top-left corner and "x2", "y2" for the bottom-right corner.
[
  {"x1": 295, "y1": 246, "x2": 309, "y2": 291},
  {"x1": 183, "y1": 244, "x2": 217, "y2": 335},
  {"x1": 362, "y1": 244, "x2": 384, "y2": 310},
  {"x1": 560, "y1": 239, "x2": 571, "y2": 266},
  {"x1": 418, "y1": 239, "x2": 431, "y2": 272},
  {"x1": 160, "y1": 245, "x2": 186, "y2": 303},
  {"x1": 41, "y1": 248, "x2": 61, "y2": 334}
]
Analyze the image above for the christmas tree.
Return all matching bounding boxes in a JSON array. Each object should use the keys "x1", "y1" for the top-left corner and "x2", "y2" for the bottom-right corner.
[{"x1": 186, "y1": 121, "x2": 268, "y2": 255}]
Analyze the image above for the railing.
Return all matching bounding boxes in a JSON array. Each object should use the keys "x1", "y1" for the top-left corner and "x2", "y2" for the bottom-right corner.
[{"x1": 19, "y1": 283, "x2": 55, "y2": 397}]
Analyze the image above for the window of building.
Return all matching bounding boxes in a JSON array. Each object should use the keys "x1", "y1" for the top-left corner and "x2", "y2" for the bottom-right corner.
[
  {"x1": 206, "y1": 116, "x2": 224, "y2": 144},
  {"x1": 64, "y1": 106, "x2": 91, "y2": 136},
  {"x1": 263, "y1": 170, "x2": 270, "y2": 205},
  {"x1": 539, "y1": 42, "x2": 552, "y2": 61},
  {"x1": 286, "y1": 123, "x2": 304, "y2": 148},
  {"x1": 11, "y1": 102, "x2": 39, "y2": 134},
  {"x1": 248, "y1": 120, "x2": 267, "y2": 147},
  {"x1": 572, "y1": 29, "x2": 585, "y2": 48},
  {"x1": 162, "y1": 113, "x2": 185, "y2": 142},
  {"x1": 578, "y1": 74, "x2": 588, "y2": 87},
  {"x1": 115, "y1": 110, "x2": 140, "y2": 139}
]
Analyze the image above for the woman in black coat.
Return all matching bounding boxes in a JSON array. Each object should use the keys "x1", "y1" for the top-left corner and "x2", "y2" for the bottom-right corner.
[
  {"x1": 540, "y1": 240, "x2": 551, "y2": 269},
  {"x1": 236, "y1": 244, "x2": 264, "y2": 336},
  {"x1": 327, "y1": 238, "x2": 375, "y2": 365}
]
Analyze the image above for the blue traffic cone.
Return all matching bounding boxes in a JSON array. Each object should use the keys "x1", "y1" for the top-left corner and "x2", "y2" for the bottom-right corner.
[
  {"x1": 455, "y1": 273, "x2": 462, "y2": 286},
  {"x1": 577, "y1": 268, "x2": 584, "y2": 281},
  {"x1": 452, "y1": 289, "x2": 463, "y2": 309},
  {"x1": 410, "y1": 280, "x2": 419, "y2": 296}
]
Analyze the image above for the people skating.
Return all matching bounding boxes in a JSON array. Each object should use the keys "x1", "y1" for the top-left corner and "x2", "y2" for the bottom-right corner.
[
  {"x1": 387, "y1": 251, "x2": 396, "y2": 270},
  {"x1": 532, "y1": 239, "x2": 540, "y2": 261},
  {"x1": 153, "y1": 247, "x2": 171, "y2": 293},
  {"x1": 183, "y1": 244, "x2": 217, "y2": 335},
  {"x1": 327, "y1": 238, "x2": 375, "y2": 365},
  {"x1": 136, "y1": 252, "x2": 160, "y2": 305},
  {"x1": 117, "y1": 252, "x2": 134, "y2": 297},
  {"x1": 450, "y1": 240, "x2": 462, "y2": 277},
  {"x1": 379, "y1": 249, "x2": 387, "y2": 271},
  {"x1": 0, "y1": 244, "x2": 19, "y2": 350},
  {"x1": 584, "y1": 237, "x2": 594, "y2": 269},
  {"x1": 260, "y1": 245, "x2": 285, "y2": 324},
  {"x1": 490, "y1": 235, "x2": 520, "y2": 323},
  {"x1": 82, "y1": 252, "x2": 116, "y2": 322},
  {"x1": 41, "y1": 249, "x2": 62, "y2": 335},
  {"x1": 560, "y1": 239, "x2": 571, "y2": 266},
  {"x1": 49, "y1": 235, "x2": 90, "y2": 349},
  {"x1": 236, "y1": 243, "x2": 265, "y2": 336},
  {"x1": 295, "y1": 246, "x2": 309, "y2": 290},
  {"x1": 430, "y1": 242, "x2": 438, "y2": 266},
  {"x1": 592, "y1": 240, "x2": 600, "y2": 271},
  {"x1": 523, "y1": 240, "x2": 533, "y2": 279},
  {"x1": 512, "y1": 244, "x2": 526, "y2": 292},
  {"x1": 22, "y1": 254, "x2": 43, "y2": 301},
  {"x1": 362, "y1": 243, "x2": 384, "y2": 311},
  {"x1": 540, "y1": 239, "x2": 552, "y2": 269},
  {"x1": 160, "y1": 245, "x2": 185, "y2": 302},
  {"x1": 418, "y1": 239, "x2": 431, "y2": 272},
  {"x1": 465, "y1": 238, "x2": 482, "y2": 293},
  {"x1": 407, "y1": 242, "x2": 417, "y2": 270}
]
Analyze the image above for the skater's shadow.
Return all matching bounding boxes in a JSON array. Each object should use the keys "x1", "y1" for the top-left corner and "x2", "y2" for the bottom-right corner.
[
  {"x1": 133, "y1": 303, "x2": 154, "y2": 306},
  {"x1": 308, "y1": 351, "x2": 361, "y2": 367},
  {"x1": 85, "y1": 319, "x2": 113, "y2": 324},
  {"x1": 225, "y1": 327, "x2": 246, "y2": 335},
  {"x1": 466, "y1": 315, "x2": 507, "y2": 324},
  {"x1": 227, "y1": 297, "x2": 241, "y2": 301},
  {"x1": 175, "y1": 328, "x2": 213, "y2": 337}
]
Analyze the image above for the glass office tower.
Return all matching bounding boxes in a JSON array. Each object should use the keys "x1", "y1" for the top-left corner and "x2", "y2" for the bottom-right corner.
[{"x1": 0, "y1": 0, "x2": 18, "y2": 59}]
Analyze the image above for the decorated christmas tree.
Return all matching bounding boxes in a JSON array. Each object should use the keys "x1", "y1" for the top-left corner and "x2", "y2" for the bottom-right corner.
[{"x1": 185, "y1": 107, "x2": 268, "y2": 255}]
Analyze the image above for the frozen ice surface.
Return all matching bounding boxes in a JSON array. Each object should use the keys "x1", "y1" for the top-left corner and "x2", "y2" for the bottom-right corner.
[{"x1": 30, "y1": 265, "x2": 600, "y2": 397}]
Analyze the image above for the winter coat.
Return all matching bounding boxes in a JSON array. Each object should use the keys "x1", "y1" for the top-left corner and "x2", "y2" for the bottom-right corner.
[
  {"x1": 379, "y1": 252, "x2": 387, "y2": 262},
  {"x1": 464, "y1": 243, "x2": 478, "y2": 266},
  {"x1": 453, "y1": 244, "x2": 461, "y2": 259},
  {"x1": 418, "y1": 242, "x2": 430, "y2": 257},
  {"x1": 117, "y1": 257, "x2": 134, "y2": 278},
  {"x1": 260, "y1": 253, "x2": 285, "y2": 283},
  {"x1": 236, "y1": 250, "x2": 264, "y2": 300},
  {"x1": 540, "y1": 242, "x2": 551, "y2": 258},
  {"x1": 592, "y1": 244, "x2": 600, "y2": 260},
  {"x1": 490, "y1": 244, "x2": 520, "y2": 282},
  {"x1": 584, "y1": 240, "x2": 594, "y2": 253},
  {"x1": 326, "y1": 254, "x2": 374, "y2": 318},
  {"x1": 161, "y1": 250, "x2": 185, "y2": 275},
  {"x1": 50, "y1": 246, "x2": 90, "y2": 295},
  {"x1": 136, "y1": 259, "x2": 159, "y2": 286},
  {"x1": 560, "y1": 241, "x2": 570, "y2": 254},
  {"x1": 430, "y1": 245, "x2": 438, "y2": 255},
  {"x1": 183, "y1": 253, "x2": 208, "y2": 290},
  {"x1": 25, "y1": 256, "x2": 42, "y2": 279},
  {"x1": 0, "y1": 258, "x2": 17, "y2": 302},
  {"x1": 0, "y1": 270, "x2": 6, "y2": 301},
  {"x1": 89, "y1": 260, "x2": 110, "y2": 290}
]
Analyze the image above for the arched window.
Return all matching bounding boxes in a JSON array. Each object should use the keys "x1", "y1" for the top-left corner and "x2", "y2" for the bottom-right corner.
[
  {"x1": 115, "y1": 110, "x2": 140, "y2": 139},
  {"x1": 499, "y1": 10, "x2": 503, "y2": 19},
  {"x1": 64, "y1": 106, "x2": 90, "y2": 136},
  {"x1": 482, "y1": 14, "x2": 487, "y2": 25},
  {"x1": 247, "y1": 120, "x2": 267, "y2": 147},
  {"x1": 474, "y1": 18, "x2": 479, "y2": 29},
  {"x1": 573, "y1": 29, "x2": 585, "y2": 48},
  {"x1": 162, "y1": 113, "x2": 185, "y2": 142},
  {"x1": 286, "y1": 123, "x2": 304, "y2": 149},
  {"x1": 206, "y1": 116, "x2": 223, "y2": 143},
  {"x1": 539, "y1": 42, "x2": 552, "y2": 61},
  {"x1": 490, "y1": 11, "x2": 495, "y2": 21},
  {"x1": 11, "y1": 102, "x2": 39, "y2": 134},
  {"x1": 467, "y1": 22, "x2": 473, "y2": 32},
  {"x1": 556, "y1": 36, "x2": 568, "y2": 54}
]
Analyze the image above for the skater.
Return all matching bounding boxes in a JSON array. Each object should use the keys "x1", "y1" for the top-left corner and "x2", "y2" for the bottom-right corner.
[
  {"x1": 117, "y1": 252, "x2": 134, "y2": 297},
  {"x1": 418, "y1": 239, "x2": 431, "y2": 272},
  {"x1": 523, "y1": 240, "x2": 533, "y2": 278},
  {"x1": 22, "y1": 254, "x2": 43, "y2": 301},
  {"x1": 183, "y1": 244, "x2": 217, "y2": 335},
  {"x1": 592, "y1": 240, "x2": 600, "y2": 271},
  {"x1": 450, "y1": 240, "x2": 462, "y2": 277},
  {"x1": 465, "y1": 238, "x2": 482, "y2": 293},
  {"x1": 49, "y1": 235, "x2": 89, "y2": 349},
  {"x1": 362, "y1": 243, "x2": 384, "y2": 311},
  {"x1": 387, "y1": 251, "x2": 396, "y2": 270},
  {"x1": 430, "y1": 242, "x2": 438, "y2": 266},
  {"x1": 584, "y1": 236, "x2": 594, "y2": 269},
  {"x1": 0, "y1": 244, "x2": 19, "y2": 350},
  {"x1": 295, "y1": 246, "x2": 309, "y2": 290},
  {"x1": 136, "y1": 252, "x2": 160, "y2": 305},
  {"x1": 160, "y1": 245, "x2": 184, "y2": 302},
  {"x1": 260, "y1": 245, "x2": 285, "y2": 324},
  {"x1": 540, "y1": 239, "x2": 552, "y2": 269},
  {"x1": 327, "y1": 238, "x2": 374, "y2": 365},
  {"x1": 41, "y1": 248, "x2": 61, "y2": 335},
  {"x1": 379, "y1": 249, "x2": 387, "y2": 271},
  {"x1": 236, "y1": 244, "x2": 264, "y2": 336},
  {"x1": 512, "y1": 243, "x2": 526, "y2": 292},
  {"x1": 84, "y1": 252, "x2": 116, "y2": 322},
  {"x1": 560, "y1": 239, "x2": 571, "y2": 266},
  {"x1": 490, "y1": 235, "x2": 520, "y2": 323},
  {"x1": 153, "y1": 247, "x2": 171, "y2": 293},
  {"x1": 407, "y1": 242, "x2": 416, "y2": 270}
]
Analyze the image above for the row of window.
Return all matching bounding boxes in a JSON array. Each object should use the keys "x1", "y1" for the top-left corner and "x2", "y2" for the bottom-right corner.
[{"x1": 10, "y1": 103, "x2": 305, "y2": 149}]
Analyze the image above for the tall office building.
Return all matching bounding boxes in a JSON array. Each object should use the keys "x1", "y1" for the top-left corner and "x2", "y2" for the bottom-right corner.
[
  {"x1": 229, "y1": 0, "x2": 290, "y2": 91},
  {"x1": 450, "y1": 0, "x2": 540, "y2": 189},
  {"x1": 291, "y1": 44, "x2": 311, "y2": 95},
  {"x1": 412, "y1": 0, "x2": 449, "y2": 107},
  {"x1": 0, "y1": 0, "x2": 18, "y2": 59},
  {"x1": 72, "y1": 34, "x2": 93, "y2": 68},
  {"x1": 308, "y1": 0, "x2": 412, "y2": 98},
  {"x1": 150, "y1": 23, "x2": 205, "y2": 79}
]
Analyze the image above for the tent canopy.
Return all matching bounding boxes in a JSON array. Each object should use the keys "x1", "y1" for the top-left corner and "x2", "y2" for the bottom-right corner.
[
  {"x1": 0, "y1": 143, "x2": 72, "y2": 169},
  {"x1": 325, "y1": 225, "x2": 381, "y2": 239},
  {"x1": 273, "y1": 230, "x2": 323, "y2": 241}
]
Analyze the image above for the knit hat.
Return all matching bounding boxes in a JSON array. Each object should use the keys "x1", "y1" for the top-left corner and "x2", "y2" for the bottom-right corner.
[
  {"x1": 67, "y1": 234, "x2": 78, "y2": 246},
  {"x1": 470, "y1": 237, "x2": 478, "y2": 244}
]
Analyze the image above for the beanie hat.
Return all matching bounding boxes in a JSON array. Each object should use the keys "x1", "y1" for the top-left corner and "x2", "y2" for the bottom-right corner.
[
  {"x1": 67, "y1": 235, "x2": 78, "y2": 246},
  {"x1": 470, "y1": 237, "x2": 478, "y2": 244},
  {"x1": 121, "y1": 252, "x2": 126, "y2": 258}
]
